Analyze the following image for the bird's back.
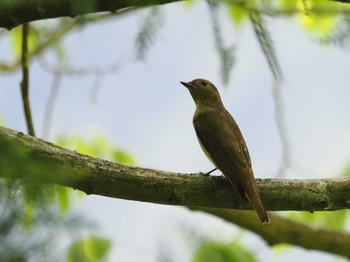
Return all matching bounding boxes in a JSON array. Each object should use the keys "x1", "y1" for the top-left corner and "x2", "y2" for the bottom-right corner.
[{"x1": 193, "y1": 106, "x2": 269, "y2": 224}]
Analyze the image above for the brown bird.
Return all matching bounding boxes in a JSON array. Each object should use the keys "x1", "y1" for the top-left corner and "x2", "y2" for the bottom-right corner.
[{"x1": 181, "y1": 78, "x2": 269, "y2": 224}]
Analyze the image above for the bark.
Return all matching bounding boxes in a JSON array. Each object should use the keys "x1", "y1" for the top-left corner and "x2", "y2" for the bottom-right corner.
[
  {"x1": 1, "y1": 126, "x2": 350, "y2": 211},
  {"x1": 196, "y1": 208, "x2": 350, "y2": 258},
  {"x1": 0, "y1": 0, "x2": 347, "y2": 29},
  {"x1": 0, "y1": 0, "x2": 180, "y2": 30},
  {"x1": 1, "y1": 125, "x2": 350, "y2": 258}
]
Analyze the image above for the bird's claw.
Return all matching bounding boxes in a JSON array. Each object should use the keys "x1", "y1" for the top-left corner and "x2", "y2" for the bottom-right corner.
[{"x1": 199, "y1": 168, "x2": 217, "y2": 177}]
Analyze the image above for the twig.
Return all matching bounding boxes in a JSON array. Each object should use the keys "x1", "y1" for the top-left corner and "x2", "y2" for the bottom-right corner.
[
  {"x1": 0, "y1": 11, "x2": 134, "y2": 72},
  {"x1": 41, "y1": 73, "x2": 62, "y2": 140},
  {"x1": 20, "y1": 23, "x2": 35, "y2": 137},
  {"x1": 207, "y1": 0, "x2": 235, "y2": 85},
  {"x1": 273, "y1": 78, "x2": 291, "y2": 178},
  {"x1": 88, "y1": 74, "x2": 104, "y2": 103},
  {"x1": 250, "y1": 12, "x2": 291, "y2": 178}
]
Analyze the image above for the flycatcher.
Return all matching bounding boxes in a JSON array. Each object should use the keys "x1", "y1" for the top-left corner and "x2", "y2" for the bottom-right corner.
[{"x1": 181, "y1": 78, "x2": 269, "y2": 224}]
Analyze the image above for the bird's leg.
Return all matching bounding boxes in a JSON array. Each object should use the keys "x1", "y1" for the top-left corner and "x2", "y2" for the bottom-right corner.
[{"x1": 199, "y1": 167, "x2": 217, "y2": 176}]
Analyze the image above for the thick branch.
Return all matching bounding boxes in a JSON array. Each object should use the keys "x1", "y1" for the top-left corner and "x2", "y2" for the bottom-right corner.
[
  {"x1": 0, "y1": 0, "x2": 180, "y2": 30},
  {"x1": 0, "y1": 0, "x2": 348, "y2": 29},
  {"x1": 0, "y1": 126, "x2": 350, "y2": 212},
  {"x1": 1, "y1": 126, "x2": 350, "y2": 258},
  {"x1": 195, "y1": 208, "x2": 350, "y2": 258}
]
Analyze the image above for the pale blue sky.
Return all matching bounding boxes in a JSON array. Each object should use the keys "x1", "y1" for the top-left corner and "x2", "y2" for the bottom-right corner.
[{"x1": 1, "y1": 1, "x2": 350, "y2": 261}]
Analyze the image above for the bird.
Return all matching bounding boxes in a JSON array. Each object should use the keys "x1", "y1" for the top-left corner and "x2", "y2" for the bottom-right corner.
[{"x1": 181, "y1": 78, "x2": 269, "y2": 224}]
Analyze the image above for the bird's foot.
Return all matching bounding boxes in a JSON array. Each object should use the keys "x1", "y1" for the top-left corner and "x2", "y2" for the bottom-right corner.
[
  {"x1": 199, "y1": 168, "x2": 217, "y2": 177},
  {"x1": 238, "y1": 198, "x2": 251, "y2": 209}
]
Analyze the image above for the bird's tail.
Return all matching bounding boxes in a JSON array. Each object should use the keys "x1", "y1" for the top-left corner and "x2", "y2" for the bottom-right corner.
[
  {"x1": 250, "y1": 194, "x2": 270, "y2": 224},
  {"x1": 240, "y1": 169, "x2": 270, "y2": 224}
]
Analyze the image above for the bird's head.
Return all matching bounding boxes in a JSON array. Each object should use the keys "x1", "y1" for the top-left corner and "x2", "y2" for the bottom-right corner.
[{"x1": 180, "y1": 79, "x2": 223, "y2": 108}]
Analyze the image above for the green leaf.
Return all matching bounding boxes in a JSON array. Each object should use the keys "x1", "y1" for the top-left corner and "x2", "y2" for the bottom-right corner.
[
  {"x1": 287, "y1": 210, "x2": 349, "y2": 230},
  {"x1": 280, "y1": 0, "x2": 298, "y2": 8},
  {"x1": 299, "y1": 13, "x2": 335, "y2": 37},
  {"x1": 56, "y1": 134, "x2": 135, "y2": 164},
  {"x1": 56, "y1": 186, "x2": 70, "y2": 212},
  {"x1": 113, "y1": 150, "x2": 135, "y2": 165},
  {"x1": 11, "y1": 24, "x2": 39, "y2": 57},
  {"x1": 227, "y1": 3, "x2": 248, "y2": 26},
  {"x1": 11, "y1": 27, "x2": 22, "y2": 57},
  {"x1": 22, "y1": 200, "x2": 35, "y2": 230},
  {"x1": 67, "y1": 236, "x2": 111, "y2": 262},
  {"x1": 297, "y1": 0, "x2": 338, "y2": 37},
  {"x1": 193, "y1": 241, "x2": 257, "y2": 262}
]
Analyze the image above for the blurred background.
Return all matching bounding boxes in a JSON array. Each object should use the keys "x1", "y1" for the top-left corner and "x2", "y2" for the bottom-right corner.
[{"x1": 1, "y1": 0, "x2": 350, "y2": 261}]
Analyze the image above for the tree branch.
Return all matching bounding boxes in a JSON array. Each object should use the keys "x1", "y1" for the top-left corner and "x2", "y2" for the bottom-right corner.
[
  {"x1": 0, "y1": 0, "x2": 348, "y2": 30},
  {"x1": 0, "y1": 0, "x2": 180, "y2": 30},
  {"x1": 1, "y1": 126, "x2": 350, "y2": 212},
  {"x1": 195, "y1": 208, "x2": 350, "y2": 258},
  {"x1": 1, "y1": 125, "x2": 350, "y2": 258},
  {"x1": 20, "y1": 23, "x2": 36, "y2": 137}
]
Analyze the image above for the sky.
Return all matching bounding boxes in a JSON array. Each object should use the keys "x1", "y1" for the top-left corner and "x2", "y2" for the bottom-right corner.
[{"x1": 1, "y1": 1, "x2": 350, "y2": 261}]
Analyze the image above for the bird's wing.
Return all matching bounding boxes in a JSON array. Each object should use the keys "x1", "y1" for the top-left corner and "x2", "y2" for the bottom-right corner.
[{"x1": 193, "y1": 110, "x2": 251, "y2": 199}]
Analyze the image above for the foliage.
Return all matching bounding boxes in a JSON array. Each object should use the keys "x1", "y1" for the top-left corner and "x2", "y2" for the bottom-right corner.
[
  {"x1": 192, "y1": 240, "x2": 257, "y2": 262},
  {"x1": 56, "y1": 134, "x2": 135, "y2": 165},
  {"x1": 1, "y1": 0, "x2": 350, "y2": 261},
  {"x1": 0, "y1": 134, "x2": 128, "y2": 261},
  {"x1": 0, "y1": 179, "x2": 90, "y2": 262},
  {"x1": 67, "y1": 236, "x2": 111, "y2": 262}
]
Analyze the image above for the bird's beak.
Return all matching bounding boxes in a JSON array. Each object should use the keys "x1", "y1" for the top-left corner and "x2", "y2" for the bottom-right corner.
[{"x1": 180, "y1": 81, "x2": 193, "y2": 89}]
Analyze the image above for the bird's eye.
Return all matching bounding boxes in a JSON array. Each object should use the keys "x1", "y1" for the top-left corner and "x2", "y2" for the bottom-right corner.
[{"x1": 201, "y1": 81, "x2": 208, "y2": 86}]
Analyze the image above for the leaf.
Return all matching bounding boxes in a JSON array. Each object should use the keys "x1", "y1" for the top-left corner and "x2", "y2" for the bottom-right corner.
[
  {"x1": 287, "y1": 210, "x2": 349, "y2": 230},
  {"x1": 11, "y1": 24, "x2": 39, "y2": 57},
  {"x1": 56, "y1": 134, "x2": 135, "y2": 163},
  {"x1": 300, "y1": 13, "x2": 335, "y2": 37},
  {"x1": 193, "y1": 240, "x2": 257, "y2": 262},
  {"x1": 280, "y1": 0, "x2": 298, "y2": 8},
  {"x1": 22, "y1": 199, "x2": 35, "y2": 230},
  {"x1": 298, "y1": 0, "x2": 337, "y2": 37},
  {"x1": 113, "y1": 150, "x2": 135, "y2": 165},
  {"x1": 56, "y1": 186, "x2": 70, "y2": 212},
  {"x1": 11, "y1": 27, "x2": 23, "y2": 57},
  {"x1": 227, "y1": 3, "x2": 248, "y2": 26},
  {"x1": 67, "y1": 236, "x2": 111, "y2": 262}
]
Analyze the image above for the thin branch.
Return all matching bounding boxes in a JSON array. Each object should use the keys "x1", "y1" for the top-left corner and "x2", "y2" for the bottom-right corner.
[
  {"x1": 1, "y1": 125, "x2": 350, "y2": 259},
  {"x1": 135, "y1": 7, "x2": 164, "y2": 61},
  {"x1": 41, "y1": 73, "x2": 62, "y2": 140},
  {"x1": 0, "y1": 12, "x2": 132, "y2": 72},
  {"x1": 38, "y1": 58, "x2": 120, "y2": 76},
  {"x1": 207, "y1": 0, "x2": 235, "y2": 85},
  {"x1": 38, "y1": 56, "x2": 120, "y2": 139},
  {"x1": 272, "y1": 78, "x2": 291, "y2": 178},
  {"x1": 250, "y1": 12, "x2": 291, "y2": 178},
  {"x1": 20, "y1": 23, "x2": 35, "y2": 137},
  {"x1": 88, "y1": 74, "x2": 104, "y2": 103},
  {"x1": 250, "y1": 12, "x2": 281, "y2": 81}
]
